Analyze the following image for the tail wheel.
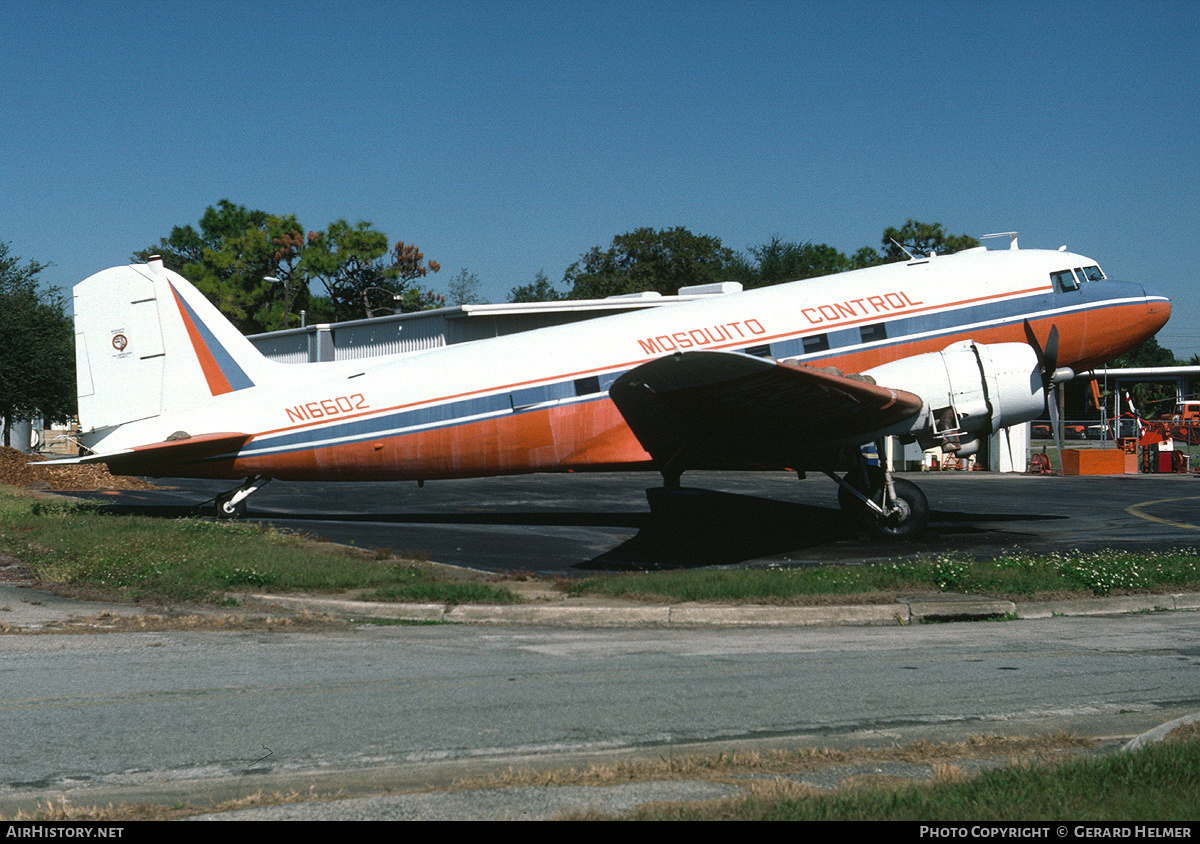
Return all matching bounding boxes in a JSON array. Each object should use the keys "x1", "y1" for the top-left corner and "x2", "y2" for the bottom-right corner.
[{"x1": 215, "y1": 491, "x2": 246, "y2": 520}]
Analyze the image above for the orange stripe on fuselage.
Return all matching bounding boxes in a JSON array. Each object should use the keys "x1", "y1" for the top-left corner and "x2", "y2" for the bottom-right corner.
[
  {"x1": 216, "y1": 399, "x2": 649, "y2": 482},
  {"x1": 252, "y1": 286, "x2": 1056, "y2": 446},
  {"x1": 169, "y1": 298, "x2": 1162, "y2": 483}
]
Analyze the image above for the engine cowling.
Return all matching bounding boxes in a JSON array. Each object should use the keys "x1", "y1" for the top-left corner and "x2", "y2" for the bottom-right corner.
[{"x1": 863, "y1": 341, "x2": 1045, "y2": 455}]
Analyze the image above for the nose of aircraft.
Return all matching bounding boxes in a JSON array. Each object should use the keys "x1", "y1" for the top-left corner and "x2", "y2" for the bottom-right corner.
[{"x1": 1143, "y1": 285, "x2": 1172, "y2": 335}]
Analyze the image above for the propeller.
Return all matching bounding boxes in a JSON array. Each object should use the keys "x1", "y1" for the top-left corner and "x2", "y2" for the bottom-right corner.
[{"x1": 1024, "y1": 319, "x2": 1074, "y2": 463}]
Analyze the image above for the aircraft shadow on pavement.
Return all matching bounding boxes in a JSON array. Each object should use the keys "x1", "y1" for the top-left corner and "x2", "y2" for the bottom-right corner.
[
  {"x1": 73, "y1": 487, "x2": 1065, "y2": 571},
  {"x1": 581, "y1": 487, "x2": 1064, "y2": 569}
]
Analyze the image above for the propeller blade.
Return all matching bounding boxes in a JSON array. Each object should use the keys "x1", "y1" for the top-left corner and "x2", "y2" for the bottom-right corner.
[
  {"x1": 1048, "y1": 384, "x2": 1064, "y2": 462},
  {"x1": 1023, "y1": 319, "x2": 1044, "y2": 365},
  {"x1": 1025, "y1": 319, "x2": 1064, "y2": 470},
  {"x1": 1043, "y1": 325, "x2": 1059, "y2": 374},
  {"x1": 1023, "y1": 319, "x2": 1060, "y2": 382}
]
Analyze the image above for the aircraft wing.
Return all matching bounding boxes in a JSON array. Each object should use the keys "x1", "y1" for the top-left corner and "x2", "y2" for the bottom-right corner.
[
  {"x1": 608, "y1": 351, "x2": 924, "y2": 471},
  {"x1": 40, "y1": 432, "x2": 252, "y2": 477}
]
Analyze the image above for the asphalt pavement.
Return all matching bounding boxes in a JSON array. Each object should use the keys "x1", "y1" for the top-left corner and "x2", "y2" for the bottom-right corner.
[{"x1": 62, "y1": 470, "x2": 1200, "y2": 575}]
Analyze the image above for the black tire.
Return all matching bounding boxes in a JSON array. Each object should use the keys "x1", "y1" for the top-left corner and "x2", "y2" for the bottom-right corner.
[
  {"x1": 863, "y1": 477, "x2": 929, "y2": 540},
  {"x1": 214, "y1": 492, "x2": 246, "y2": 520}
]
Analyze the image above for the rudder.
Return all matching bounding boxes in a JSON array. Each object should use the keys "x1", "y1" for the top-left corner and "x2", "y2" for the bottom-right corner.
[{"x1": 73, "y1": 258, "x2": 274, "y2": 433}]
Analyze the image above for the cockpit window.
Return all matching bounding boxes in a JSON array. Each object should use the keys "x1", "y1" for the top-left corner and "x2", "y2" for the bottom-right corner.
[
  {"x1": 1051, "y1": 270, "x2": 1079, "y2": 292},
  {"x1": 1082, "y1": 265, "x2": 1105, "y2": 281}
]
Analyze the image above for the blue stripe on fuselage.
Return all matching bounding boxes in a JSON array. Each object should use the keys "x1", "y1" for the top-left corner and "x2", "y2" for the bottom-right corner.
[{"x1": 218, "y1": 284, "x2": 1141, "y2": 462}]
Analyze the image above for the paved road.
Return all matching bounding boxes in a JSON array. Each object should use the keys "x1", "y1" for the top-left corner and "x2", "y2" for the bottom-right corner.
[
  {"x1": 68, "y1": 470, "x2": 1200, "y2": 574},
  {"x1": 2, "y1": 610, "x2": 1198, "y2": 817}
]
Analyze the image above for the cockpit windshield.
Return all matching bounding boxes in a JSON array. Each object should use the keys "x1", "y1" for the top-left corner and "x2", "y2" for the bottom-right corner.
[{"x1": 1051, "y1": 264, "x2": 1105, "y2": 292}]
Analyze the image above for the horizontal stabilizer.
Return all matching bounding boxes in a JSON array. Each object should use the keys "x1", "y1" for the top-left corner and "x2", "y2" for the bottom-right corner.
[{"x1": 41, "y1": 432, "x2": 252, "y2": 477}]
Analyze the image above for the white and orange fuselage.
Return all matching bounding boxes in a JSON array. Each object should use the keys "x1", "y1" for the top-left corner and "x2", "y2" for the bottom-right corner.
[{"x1": 69, "y1": 245, "x2": 1170, "y2": 482}]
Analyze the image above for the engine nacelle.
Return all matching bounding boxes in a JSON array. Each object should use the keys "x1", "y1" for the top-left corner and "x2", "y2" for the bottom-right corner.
[{"x1": 863, "y1": 341, "x2": 1045, "y2": 451}]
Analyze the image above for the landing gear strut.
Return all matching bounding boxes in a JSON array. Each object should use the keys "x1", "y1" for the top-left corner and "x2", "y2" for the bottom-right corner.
[
  {"x1": 830, "y1": 446, "x2": 929, "y2": 539},
  {"x1": 213, "y1": 475, "x2": 270, "y2": 519}
]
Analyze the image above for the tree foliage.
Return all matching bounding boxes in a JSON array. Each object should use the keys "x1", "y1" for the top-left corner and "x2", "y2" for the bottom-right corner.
[
  {"x1": 0, "y1": 242, "x2": 74, "y2": 446},
  {"x1": 563, "y1": 227, "x2": 739, "y2": 299},
  {"x1": 134, "y1": 199, "x2": 311, "y2": 333},
  {"x1": 1111, "y1": 336, "x2": 1177, "y2": 369},
  {"x1": 561, "y1": 220, "x2": 975, "y2": 298},
  {"x1": 509, "y1": 270, "x2": 565, "y2": 303},
  {"x1": 881, "y1": 219, "x2": 979, "y2": 262},
  {"x1": 137, "y1": 201, "x2": 443, "y2": 329},
  {"x1": 734, "y1": 236, "x2": 857, "y2": 289},
  {"x1": 300, "y1": 220, "x2": 442, "y2": 320},
  {"x1": 447, "y1": 268, "x2": 487, "y2": 306}
]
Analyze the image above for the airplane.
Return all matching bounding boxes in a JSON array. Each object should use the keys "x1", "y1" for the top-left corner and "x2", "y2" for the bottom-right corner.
[{"x1": 54, "y1": 234, "x2": 1171, "y2": 539}]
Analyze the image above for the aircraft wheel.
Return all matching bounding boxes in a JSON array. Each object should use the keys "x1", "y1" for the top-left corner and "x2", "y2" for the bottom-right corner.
[
  {"x1": 863, "y1": 477, "x2": 929, "y2": 540},
  {"x1": 214, "y1": 492, "x2": 246, "y2": 520}
]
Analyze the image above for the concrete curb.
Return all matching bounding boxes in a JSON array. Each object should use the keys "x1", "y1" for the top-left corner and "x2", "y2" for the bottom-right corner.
[
  {"x1": 253, "y1": 591, "x2": 1200, "y2": 629},
  {"x1": 1121, "y1": 711, "x2": 1200, "y2": 753},
  {"x1": 1019, "y1": 592, "x2": 1200, "y2": 619},
  {"x1": 3, "y1": 583, "x2": 1196, "y2": 632}
]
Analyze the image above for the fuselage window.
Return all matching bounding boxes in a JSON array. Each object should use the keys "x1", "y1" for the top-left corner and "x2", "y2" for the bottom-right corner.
[
  {"x1": 860, "y1": 323, "x2": 887, "y2": 344},
  {"x1": 1051, "y1": 270, "x2": 1079, "y2": 292},
  {"x1": 802, "y1": 333, "x2": 830, "y2": 354},
  {"x1": 573, "y1": 376, "x2": 601, "y2": 397}
]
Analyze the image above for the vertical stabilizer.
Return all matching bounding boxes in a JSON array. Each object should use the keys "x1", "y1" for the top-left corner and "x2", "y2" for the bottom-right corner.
[{"x1": 73, "y1": 259, "x2": 275, "y2": 433}]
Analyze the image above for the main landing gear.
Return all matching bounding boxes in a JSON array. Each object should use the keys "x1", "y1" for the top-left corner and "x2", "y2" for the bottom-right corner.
[
  {"x1": 830, "y1": 448, "x2": 929, "y2": 540},
  {"x1": 213, "y1": 475, "x2": 271, "y2": 519}
]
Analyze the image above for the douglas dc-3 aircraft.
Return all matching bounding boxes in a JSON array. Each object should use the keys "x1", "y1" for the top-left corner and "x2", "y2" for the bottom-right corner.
[{"x1": 57, "y1": 235, "x2": 1171, "y2": 538}]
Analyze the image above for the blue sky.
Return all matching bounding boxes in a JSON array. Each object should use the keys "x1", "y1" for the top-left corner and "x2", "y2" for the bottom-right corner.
[{"x1": 3, "y1": 0, "x2": 1198, "y2": 356}]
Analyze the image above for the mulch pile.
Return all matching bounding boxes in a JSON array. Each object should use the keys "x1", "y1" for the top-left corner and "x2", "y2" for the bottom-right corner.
[{"x1": 0, "y1": 447, "x2": 154, "y2": 491}]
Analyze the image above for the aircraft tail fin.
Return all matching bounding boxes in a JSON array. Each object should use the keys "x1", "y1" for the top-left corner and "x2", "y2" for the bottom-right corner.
[{"x1": 73, "y1": 258, "x2": 277, "y2": 433}]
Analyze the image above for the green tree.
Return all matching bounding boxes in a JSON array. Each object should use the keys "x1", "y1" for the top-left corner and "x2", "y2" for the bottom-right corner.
[
  {"x1": 299, "y1": 221, "x2": 442, "y2": 320},
  {"x1": 509, "y1": 270, "x2": 565, "y2": 303},
  {"x1": 737, "y1": 236, "x2": 854, "y2": 288},
  {"x1": 0, "y1": 243, "x2": 75, "y2": 447},
  {"x1": 1109, "y1": 336, "x2": 1178, "y2": 415},
  {"x1": 849, "y1": 245, "x2": 885, "y2": 269},
  {"x1": 134, "y1": 199, "x2": 309, "y2": 333},
  {"x1": 447, "y1": 268, "x2": 487, "y2": 306},
  {"x1": 564, "y1": 227, "x2": 739, "y2": 299},
  {"x1": 881, "y1": 219, "x2": 979, "y2": 262},
  {"x1": 1111, "y1": 336, "x2": 1177, "y2": 369},
  {"x1": 139, "y1": 202, "x2": 445, "y2": 327}
]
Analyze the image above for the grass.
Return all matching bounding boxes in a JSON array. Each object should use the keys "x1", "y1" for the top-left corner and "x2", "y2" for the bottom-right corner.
[
  {"x1": 0, "y1": 488, "x2": 519, "y2": 606},
  {"x1": 568, "y1": 549, "x2": 1200, "y2": 604},
  {"x1": 4, "y1": 485, "x2": 1200, "y2": 608},
  {"x1": 611, "y1": 739, "x2": 1200, "y2": 821},
  {"x1": 7, "y1": 732, "x2": 1196, "y2": 821}
]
